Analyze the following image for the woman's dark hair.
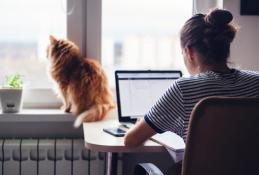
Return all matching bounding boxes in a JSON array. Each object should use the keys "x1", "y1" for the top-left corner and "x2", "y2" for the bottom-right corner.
[{"x1": 180, "y1": 8, "x2": 238, "y2": 64}]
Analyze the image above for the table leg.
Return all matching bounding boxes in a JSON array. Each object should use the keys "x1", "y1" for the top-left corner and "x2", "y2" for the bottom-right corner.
[{"x1": 106, "y1": 152, "x2": 118, "y2": 175}]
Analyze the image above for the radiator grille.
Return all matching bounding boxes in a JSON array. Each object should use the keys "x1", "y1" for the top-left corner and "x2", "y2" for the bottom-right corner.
[{"x1": 0, "y1": 139, "x2": 105, "y2": 175}]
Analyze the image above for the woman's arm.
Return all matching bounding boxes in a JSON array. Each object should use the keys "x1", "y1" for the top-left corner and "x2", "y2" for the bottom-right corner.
[{"x1": 124, "y1": 118, "x2": 156, "y2": 147}]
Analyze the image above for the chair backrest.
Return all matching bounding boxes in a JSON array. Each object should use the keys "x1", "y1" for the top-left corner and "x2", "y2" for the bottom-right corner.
[{"x1": 182, "y1": 97, "x2": 259, "y2": 175}]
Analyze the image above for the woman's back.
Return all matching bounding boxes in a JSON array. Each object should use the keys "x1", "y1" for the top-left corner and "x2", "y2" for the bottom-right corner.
[
  {"x1": 145, "y1": 69, "x2": 259, "y2": 141},
  {"x1": 179, "y1": 69, "x2": 259, "y2": 101}
]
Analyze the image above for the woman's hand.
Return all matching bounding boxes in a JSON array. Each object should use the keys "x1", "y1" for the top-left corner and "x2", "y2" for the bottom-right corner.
[{"x1": 124, "y1": 118, "x2": 156, "y2": 147}]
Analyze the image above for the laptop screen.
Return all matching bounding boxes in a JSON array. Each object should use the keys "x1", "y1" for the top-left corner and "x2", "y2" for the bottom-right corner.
[{"x1": 115, "y1": 70, "x2": 182, "y2": 122}]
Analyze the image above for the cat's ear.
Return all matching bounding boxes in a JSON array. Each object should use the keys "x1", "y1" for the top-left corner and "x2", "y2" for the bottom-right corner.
[{"x1": 49, "y1": 35, "x2": 58, "y2": 44}]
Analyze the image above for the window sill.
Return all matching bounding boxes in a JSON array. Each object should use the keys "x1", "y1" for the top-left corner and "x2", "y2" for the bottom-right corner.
[
  {"x1": 0, "y1": 109, "x2": 74, "y2": 122},
  {"x1": 0, "y1": 109, "x2": 83, "y2": 139}
]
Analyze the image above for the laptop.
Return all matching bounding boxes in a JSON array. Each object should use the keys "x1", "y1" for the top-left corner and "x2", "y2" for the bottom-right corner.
[
  {"x1": 115, "y1": 70, "x2": 182, "y2": 125},
  {"x1": 104, "y1": 70, "x2": 185, "y2": 155}
]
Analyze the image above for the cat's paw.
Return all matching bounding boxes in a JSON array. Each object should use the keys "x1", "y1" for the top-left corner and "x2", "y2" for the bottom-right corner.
[
  {"x1": 65, "y1": 108, "x2": 71, "y2": 113},
  {"x1": 61, "y1": 105, "x2": 71, "y2": 113}
]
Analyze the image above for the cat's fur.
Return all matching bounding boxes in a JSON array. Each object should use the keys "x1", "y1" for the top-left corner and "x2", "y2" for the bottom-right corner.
[{"x1": 47, "y1": 35, "x2": 115, "y2": 127}]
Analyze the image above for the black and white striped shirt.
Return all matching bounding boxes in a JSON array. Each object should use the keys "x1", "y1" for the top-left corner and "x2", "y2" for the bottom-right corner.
[{"x1": 144, "y1": 69, "x2": 259, "y2": 141}]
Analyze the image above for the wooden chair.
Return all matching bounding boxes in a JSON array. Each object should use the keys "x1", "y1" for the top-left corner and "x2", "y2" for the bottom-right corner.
[{"x1": 134, "y1": 97, "x2": 259, "y2": 175}]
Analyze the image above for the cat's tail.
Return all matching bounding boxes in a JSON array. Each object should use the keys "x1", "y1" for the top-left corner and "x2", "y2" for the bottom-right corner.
[{"x1": 73, "y1": 104, "x2": 114, "y2": 128}]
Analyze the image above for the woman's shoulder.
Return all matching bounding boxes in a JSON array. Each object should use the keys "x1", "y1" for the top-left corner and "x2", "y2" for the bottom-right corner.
[
  {"x1": 239, "y1": 69, "x2": 259, "y2": 76},
  {"x1": 173, "y1": 68, "x2": 259, "y2": 87},
  {"x1": 171, "y1": 74, "x2": 210, "y2": 92},
  {"x1": 175, "y1": 69, "x2": 259, "y2": 86},
  {"x1": 175, "y1": 72, "x2": 213, "y2": 84},
  {"x1": 177, "y1": 69, "x2": 259, "y2": 82}
]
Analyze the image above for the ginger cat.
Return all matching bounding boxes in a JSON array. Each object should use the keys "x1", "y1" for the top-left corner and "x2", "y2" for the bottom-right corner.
[{"x1": 47, "y1": 35, "x2": 115, "y2": 127}]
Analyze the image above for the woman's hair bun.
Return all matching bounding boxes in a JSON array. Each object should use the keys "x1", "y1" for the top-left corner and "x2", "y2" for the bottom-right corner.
[{"x1": 204, "y1": 9, "x2": 233, "y2": 27}]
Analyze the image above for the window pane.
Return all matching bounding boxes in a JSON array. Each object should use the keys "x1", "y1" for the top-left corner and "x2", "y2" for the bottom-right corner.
[
  {"x1": 0, "y1": 0, "x2": 67, "y2": 88},
  {"x1": 102, "y1": 0, "x2": 192, "y2": 84}
]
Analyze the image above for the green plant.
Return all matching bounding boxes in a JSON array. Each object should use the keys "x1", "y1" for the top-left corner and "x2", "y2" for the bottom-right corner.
[{"x1": 4, "y1": 74, "x2": 23, "y2": 88}]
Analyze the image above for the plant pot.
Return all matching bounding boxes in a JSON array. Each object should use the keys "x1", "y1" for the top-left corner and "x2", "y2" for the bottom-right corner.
[{"x1": 0, "y1": 88, "x2": 23, "y2": 113}]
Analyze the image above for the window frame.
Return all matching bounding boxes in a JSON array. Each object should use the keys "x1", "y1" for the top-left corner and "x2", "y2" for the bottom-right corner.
[
  {"x1": 23, "y1": 0, "x2": 200, "y2": 108},
  {"x1": 23, "y1": 0, "x2": 101, "y2": 108}
]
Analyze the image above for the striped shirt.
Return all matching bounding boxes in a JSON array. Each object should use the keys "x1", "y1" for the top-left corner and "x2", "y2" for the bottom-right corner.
[{"x1": 144, "y1": 69, "x2": 259, "y2": 142}]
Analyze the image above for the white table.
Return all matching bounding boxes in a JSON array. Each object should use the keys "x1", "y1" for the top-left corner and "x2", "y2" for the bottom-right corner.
[{"x1": 83, "y1": 111, "x2": 166, "y2": 175}]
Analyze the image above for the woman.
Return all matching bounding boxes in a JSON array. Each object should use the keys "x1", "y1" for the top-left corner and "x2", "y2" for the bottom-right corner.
[{"x1": 124, "y1": 9, "x2": 259, "y2": 147}]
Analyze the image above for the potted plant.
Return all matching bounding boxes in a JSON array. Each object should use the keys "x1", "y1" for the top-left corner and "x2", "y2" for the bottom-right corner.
[{"x1": 0, "y1": 74, "x2": 24, "y2": 113}]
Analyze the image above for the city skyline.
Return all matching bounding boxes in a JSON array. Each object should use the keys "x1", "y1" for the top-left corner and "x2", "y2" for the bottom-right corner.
[{"x1": 0, "y1": 0, "x2": 192, "y2": 88}]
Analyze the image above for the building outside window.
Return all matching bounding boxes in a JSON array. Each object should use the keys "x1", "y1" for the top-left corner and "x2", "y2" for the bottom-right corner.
[{"x1": 102, "y1": 0, "x2": 193, "y2": 84}]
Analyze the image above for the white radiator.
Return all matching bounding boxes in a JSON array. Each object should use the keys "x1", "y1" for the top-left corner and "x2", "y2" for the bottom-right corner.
[{"x1": 0, "y1": 139, "x2": 105, "y2": 175}]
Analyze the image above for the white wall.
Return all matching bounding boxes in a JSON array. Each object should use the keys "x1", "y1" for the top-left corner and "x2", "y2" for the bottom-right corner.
[{"x1": 224, "y1": 0, "x2": 259, "y2": 71}]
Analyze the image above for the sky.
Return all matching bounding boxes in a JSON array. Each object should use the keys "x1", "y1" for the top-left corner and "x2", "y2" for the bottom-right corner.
[
  {"x1": 0, "y1": 0, "x2": 66, "y2": 42},
  {"x1": 0, "y1": 0, "x2": 192, "y2": 41},
  {"x1": 0, "y1": 0, "x2": 192, "y2": 87},
  {"x1": 102, "y1": 0, "x2": 192, "y2": 37}
]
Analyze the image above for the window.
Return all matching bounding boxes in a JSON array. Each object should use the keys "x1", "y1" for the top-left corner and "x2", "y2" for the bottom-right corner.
[
  {"x1": 0, "y1": 0, "x2": 192, "y2": 107},
  {"x1": 0, "y1": 0, "x2": 67, "y2": 89},
  {"x1": 0, "y1": 0, "x2": 94, "y2": 107},
  {"x1": 102, "y1": 0, "x2": 193, "y2": 84}
]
